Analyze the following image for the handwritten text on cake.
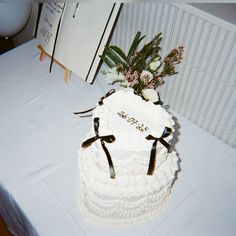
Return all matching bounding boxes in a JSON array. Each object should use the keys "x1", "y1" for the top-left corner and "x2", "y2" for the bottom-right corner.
[{"x1": 117, "y1": 111, "x2": 149, "y2": 132}]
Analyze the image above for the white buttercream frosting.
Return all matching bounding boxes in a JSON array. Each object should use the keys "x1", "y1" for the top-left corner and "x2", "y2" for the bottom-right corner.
[{"x1": 77, "y1": 89, "x2": 179, "y2": 226}]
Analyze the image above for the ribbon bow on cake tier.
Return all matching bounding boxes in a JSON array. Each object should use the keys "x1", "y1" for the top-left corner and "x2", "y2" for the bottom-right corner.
[
  {"x1": 74, "y1": 89, "x2": 115, "y2": 117},
  {"x1": 82, "y1": 117, "x2": 116, "y2": 179},
  {"x1": 146, "y1": 127, "x2": 172, "y2": 175}
]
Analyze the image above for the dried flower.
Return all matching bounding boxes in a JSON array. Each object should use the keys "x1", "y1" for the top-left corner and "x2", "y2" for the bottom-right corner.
[
  {"x1": 142, "y1": 88, "x2": 159, "y2": 102},
  {"x1": 140, "y1": 70, "x2": 153, "y2": 82},
  {"x1": 149, "y1": 59, "x2": 161, "y2": 71}
]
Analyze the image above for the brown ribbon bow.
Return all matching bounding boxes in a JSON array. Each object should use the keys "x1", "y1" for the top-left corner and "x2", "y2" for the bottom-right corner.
[
  {"x1": 74, "y1": 89, "x2": 115, "y2": 117},
  {"x1": 146, "y1": 127, "x2": 172, "y2": 175},
  {"x1": 82, "y1": 117, "x2": 116, "y2": 179}
]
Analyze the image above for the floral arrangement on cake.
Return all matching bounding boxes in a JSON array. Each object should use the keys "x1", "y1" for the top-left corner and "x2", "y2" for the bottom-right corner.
[{"x1": 100, "y1": 31, "x2": 184, "y2": 102}]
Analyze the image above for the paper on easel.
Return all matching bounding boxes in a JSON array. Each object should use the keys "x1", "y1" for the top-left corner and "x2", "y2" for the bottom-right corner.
[
  {"x1": 37, "y1": 2, "x2": 121, "y2": 83},
  {"x1": 37, "y1": 3, "x2": 64, "y2": 54}
]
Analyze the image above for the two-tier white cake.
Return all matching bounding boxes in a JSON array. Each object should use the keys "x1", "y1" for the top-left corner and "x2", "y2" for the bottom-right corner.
[{"x1": 77, "y1": 89, "x2": 179, "y2": 226}]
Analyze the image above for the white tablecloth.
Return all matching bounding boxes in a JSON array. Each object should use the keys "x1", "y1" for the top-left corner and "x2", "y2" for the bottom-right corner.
[{"x1": 0, "y1": 40, "x2": 236, "y2": 236}]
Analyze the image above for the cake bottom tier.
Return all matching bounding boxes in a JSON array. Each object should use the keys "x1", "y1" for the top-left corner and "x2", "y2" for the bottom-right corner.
[
  {"x1": 77, "y1": 179, "x2": 172, "y2": 226},
  {"x1": 77, "y1": 149, "x2": 179, "y2": 226}
]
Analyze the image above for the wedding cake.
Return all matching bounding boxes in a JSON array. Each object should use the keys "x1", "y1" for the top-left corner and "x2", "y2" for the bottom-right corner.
[{"x1": 77, "y1": 89, "x2": 179, "y2": 226}]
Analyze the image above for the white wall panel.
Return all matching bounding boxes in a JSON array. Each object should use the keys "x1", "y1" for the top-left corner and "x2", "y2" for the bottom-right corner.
[{"x1": 110, "y1": 3, "x2": 236, "y2": 148}]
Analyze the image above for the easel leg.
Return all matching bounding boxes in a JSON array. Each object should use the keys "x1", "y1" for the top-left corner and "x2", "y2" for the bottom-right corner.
[
  {"x1": 37, "y1": 45, "x2": 71, "y2": 82},
  {"x1": 39, "y1": 50, "x2": 46, "y2": 61},
  {"x1": 64, "y1": 69, "x2": 71, "y2": 82}
]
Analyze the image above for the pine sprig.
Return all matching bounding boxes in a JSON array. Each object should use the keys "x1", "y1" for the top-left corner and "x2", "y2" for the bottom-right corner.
[{"x1": 131, "y1": 33, "x2": 162, "y2": 71}]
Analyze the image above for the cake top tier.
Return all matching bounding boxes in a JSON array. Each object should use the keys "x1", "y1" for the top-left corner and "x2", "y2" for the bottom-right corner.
[{"x1": 92, "y1": 89, "x2": 174, "y2": 149}]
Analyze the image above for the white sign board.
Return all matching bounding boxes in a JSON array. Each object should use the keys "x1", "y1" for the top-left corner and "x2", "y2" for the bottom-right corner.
[{"x1": 37, "y1": 2, "x2": 121, "y2": 83}]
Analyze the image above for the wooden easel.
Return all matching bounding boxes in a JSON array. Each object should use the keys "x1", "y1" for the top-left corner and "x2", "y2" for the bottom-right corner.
[{"x1": 38, "y1": 45, "x2": 71, "y2": 82}]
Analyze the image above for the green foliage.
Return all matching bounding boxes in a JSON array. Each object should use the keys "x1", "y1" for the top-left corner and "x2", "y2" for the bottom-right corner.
[
  {"x1": 100, "y1": 31, "x2": 163, "y2": 72},
  {"x1": 127, "y1": 31, "x2": 145, "y2": 60}
]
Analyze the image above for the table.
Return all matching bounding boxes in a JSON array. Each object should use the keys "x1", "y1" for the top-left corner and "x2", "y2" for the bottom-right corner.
[{"x1": 0, "y1": 40, "x2": 236, "y2": 236}]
